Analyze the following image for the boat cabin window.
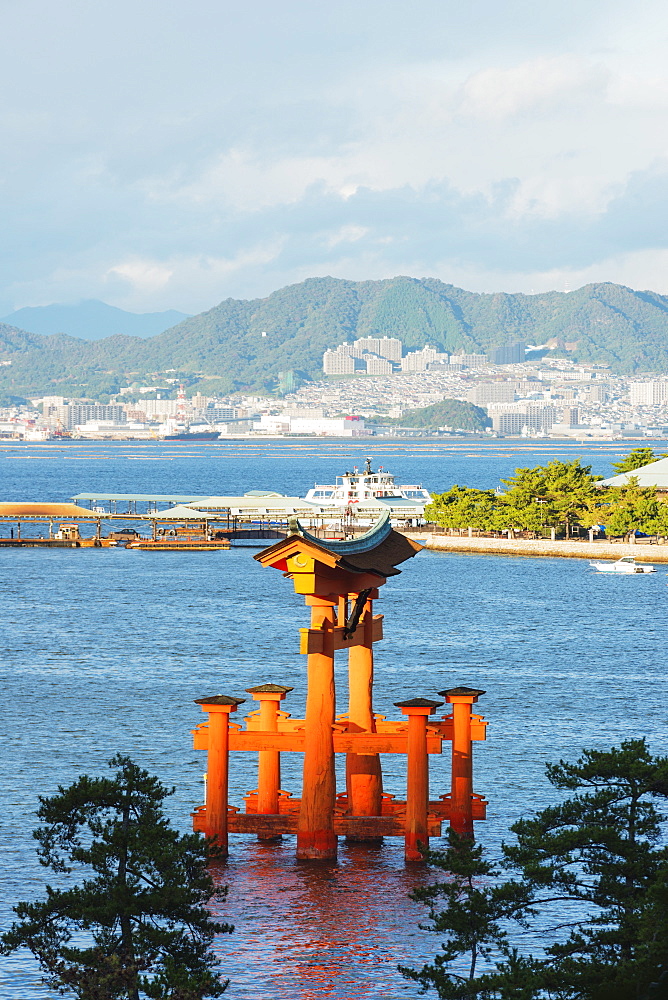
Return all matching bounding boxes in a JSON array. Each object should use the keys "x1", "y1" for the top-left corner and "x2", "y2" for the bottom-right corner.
[{"x1": 619, "y1": 556, "x2": 635, "y2": 563}]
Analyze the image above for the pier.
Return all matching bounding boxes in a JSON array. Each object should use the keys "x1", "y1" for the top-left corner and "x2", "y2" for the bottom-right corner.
[{"x1": 406, "y1": 530, "x2": 668, "y2": 562}]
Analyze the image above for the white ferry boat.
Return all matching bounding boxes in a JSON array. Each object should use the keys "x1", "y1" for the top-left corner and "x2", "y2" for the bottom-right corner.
[{"x1": 303, "y1": 458, "x2": 431, "y2": 521}]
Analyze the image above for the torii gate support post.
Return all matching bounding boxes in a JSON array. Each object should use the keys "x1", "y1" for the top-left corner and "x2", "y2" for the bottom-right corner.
[
  {"x1": 396, "y1": 698, "x2": 443, "y2": 861},
  {"x1": 298, "y1": 597, "x2": 338, "y2": 860},
  {"x1": 246, "y1": 683, "x2": 293, "y2": 841},
  {"x1": 440, "y1": 687, "x2": 486, "y2": 838},
  {"x1": 194, "y1": 695, "x2": 245, "y2": 856},
  {"x1": 346, "y1": 592, "x2": 383, "y2": 838}
]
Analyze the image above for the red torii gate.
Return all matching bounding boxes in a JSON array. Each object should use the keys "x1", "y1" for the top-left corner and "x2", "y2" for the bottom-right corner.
[{"x1": 191, "y1": 513, "x2": 487, "y2": 860}]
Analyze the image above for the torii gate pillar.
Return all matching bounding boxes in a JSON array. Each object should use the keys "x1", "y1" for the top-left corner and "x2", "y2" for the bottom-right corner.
[
  {"x1": 440, "y1": 686, "x2": 486, "y2": 838},
  {"x1": 396, "y1": 698, "x2": 442, "y2": 860},
  {"x1": 246, "y1": 683, "x2": 293, "y2": 840},
  {"x1": 346, "y1": 591, "x2": 383, "y2": 838},
  {"x1": 298, "y1": 596, "x2": 338, "y2": 858},
  {"x1": 194, "y1": 694, "x2": 245, "y2": 855}
]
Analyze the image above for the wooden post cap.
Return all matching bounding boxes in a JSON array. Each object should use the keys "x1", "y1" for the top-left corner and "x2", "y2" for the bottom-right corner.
[
  {"x1": 438, "y1": 687, "x2": 486, "y2": 703},
  {"x1": 394, "y1": 697, "x2": 443, "y2": 715},
  {"x1": 194, "y1": 695, "x2": 245, "y2": 710},
  {"x1": 245, "y1": 684, "x2": 294, "y2": 694}
]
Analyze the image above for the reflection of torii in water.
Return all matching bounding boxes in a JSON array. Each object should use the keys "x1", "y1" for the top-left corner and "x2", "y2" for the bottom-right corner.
[{"x1": 208, "y1": 843, "x2": 433, "y2": 999}]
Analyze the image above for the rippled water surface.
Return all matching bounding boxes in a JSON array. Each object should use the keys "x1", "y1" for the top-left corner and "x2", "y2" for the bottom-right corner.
[{"x1": 1, "y1": 440, "x2": 667, "y2": 998}]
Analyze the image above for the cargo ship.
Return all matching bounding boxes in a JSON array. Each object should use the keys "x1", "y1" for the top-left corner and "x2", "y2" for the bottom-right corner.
[{"x1": 163, "y1": 428, "x2": 221, "y2": 441}]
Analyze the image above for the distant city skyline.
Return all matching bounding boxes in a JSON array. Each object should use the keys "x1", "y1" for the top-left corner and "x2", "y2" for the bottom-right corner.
[{"x1": 2, "y1": 1, "x2": 668, "y2": 315}]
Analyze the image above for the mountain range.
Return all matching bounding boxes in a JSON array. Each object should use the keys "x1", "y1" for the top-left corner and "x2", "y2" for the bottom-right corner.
[
  {"x1": 3, "y1": 276, "x2": 668, "y2": 399},
  {"x1": 1, "y1": 300, "x2": 189, "y2": 340}
]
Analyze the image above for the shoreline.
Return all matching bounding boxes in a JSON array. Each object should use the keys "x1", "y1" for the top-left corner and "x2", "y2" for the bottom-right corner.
[{"x1": 405, "y1": 533, "x2": 668, "y2": 562}]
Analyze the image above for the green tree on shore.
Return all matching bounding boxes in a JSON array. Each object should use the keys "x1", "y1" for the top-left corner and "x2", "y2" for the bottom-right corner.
[
  {"x1": 594, "y1": 477, "x2": 665, "y2": 537},
  {"x1": 501, "y1": 459, "x2": 602, "y2": 538},
  {"x1": 612, "y1": 448, "x2": 667, "y2": 475},
  {"x1": 402, "y1": 740, "x2": 668, "y2": 999},
  {"x1": 0, "y1": 756, "x2": 231, "y2": 999},
  {"x1": 426, "y1": 459, "x2": 603, "y2": 537},
  {"x1": 424, "y1": 486, "x2": 497, "y2": 530}
]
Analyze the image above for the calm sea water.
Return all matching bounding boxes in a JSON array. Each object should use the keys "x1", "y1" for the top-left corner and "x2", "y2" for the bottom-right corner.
[{"x1": 1, "y1": 439, "x2": 667, "y2": 999}]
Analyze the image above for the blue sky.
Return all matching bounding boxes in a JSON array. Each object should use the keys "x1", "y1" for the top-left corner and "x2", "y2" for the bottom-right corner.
[{"x1": 2, "y1": 0, "x2": 668, "y2": 313}]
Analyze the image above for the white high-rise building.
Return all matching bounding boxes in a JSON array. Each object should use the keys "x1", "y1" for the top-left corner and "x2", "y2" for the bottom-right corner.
[
  {"x1": 365, "y1": 356, "x2": 393, "y2": 376},
  {"x1": 629, "y1": 381, "x2": 668, "y2": 405},
  {"x1": 323, "y1": 337, "x2": 403, "y2": 373},
  {"x1": 355, "y1": 336, "x2": 402, "y2": 361},
  {"x1": 401, "y1": 345, "x2": 440, "y2": 372},
  {"x1": 142, "y1": 399, "x2": 180, "y2": 418},
  {"x1": 468, "y1": 383, "x2": 515, "y2": 405},
  {"x1": 323, "y1": 349, "x2": 355, "y2": 375}
]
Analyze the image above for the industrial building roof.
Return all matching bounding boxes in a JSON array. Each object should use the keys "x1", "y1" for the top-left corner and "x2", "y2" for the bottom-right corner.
[{"x1": 600, "y1": 457, "x2": 668, "y2": 489}]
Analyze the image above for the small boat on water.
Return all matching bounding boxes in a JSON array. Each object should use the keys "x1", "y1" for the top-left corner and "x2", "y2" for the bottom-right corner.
[{"x1": 589, "y1": 556, "x2": 656, "y2": 574}]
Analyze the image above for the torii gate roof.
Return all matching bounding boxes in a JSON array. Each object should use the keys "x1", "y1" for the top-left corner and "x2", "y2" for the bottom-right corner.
[{"x1": 255, "y1": 511, "x2": 422, "y2": 579}]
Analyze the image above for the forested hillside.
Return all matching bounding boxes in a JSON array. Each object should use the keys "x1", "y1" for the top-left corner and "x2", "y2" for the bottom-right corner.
[
  {"x1": 383, "y1": 399, "x2": 490, "y2": 432},
  {"x1": 4, "y1": 276, "x2": 668, "y2": 397}
]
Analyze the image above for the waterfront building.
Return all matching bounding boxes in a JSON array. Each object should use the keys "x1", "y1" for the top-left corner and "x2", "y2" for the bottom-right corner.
[
  {"x1": 288, "y1": 415, "x2": 366, "y2": 436},
  {"x1": 254, "y1": 415, "x2": 292, "y2": 434},
  {"x1": 50, "y1": 404, "x2": 126, "y2": 430},
  {"x1": 205, "y1": 405, "x2": 239, "y2": 421},
  {"x1": 141, "y1": 399, "x2": 180, "y2": 419},
  {"x1": 491, "y1": 402, "x2": 556, "y2": 435},
  {"x1": 74, "y1": 420, "x2": 153, "y2": 439},
  {"x1": 493, "y1": 412, "x2": 526, "y2": 435}
]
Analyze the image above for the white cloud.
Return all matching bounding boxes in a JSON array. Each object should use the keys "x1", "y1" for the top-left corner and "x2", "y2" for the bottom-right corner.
[
  {"x1": 324, "y1": 225, "x2": 369, "y2": 248},
  {"x1": 456, "y1": 56, "x2": 609, "y2": 121},
  {"x1": 107, "y1": 261, "x2": 174, "y2": 295}
]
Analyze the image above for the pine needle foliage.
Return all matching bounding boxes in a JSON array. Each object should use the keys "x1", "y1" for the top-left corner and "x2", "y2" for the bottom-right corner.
[
  {"x1": 401, "y1": 740, "x2": 668, "y2": 1000},
  {"x1": 0, "y1": 755, "x2": 232, "y2": 1000},
  {"x1": 611, "y1": 448, "x2": 667, "y2": 475}
]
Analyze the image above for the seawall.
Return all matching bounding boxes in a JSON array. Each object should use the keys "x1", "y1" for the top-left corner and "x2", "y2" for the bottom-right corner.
[{"x1": 404, "y1": 533, "x2": 668, "y2": 563}]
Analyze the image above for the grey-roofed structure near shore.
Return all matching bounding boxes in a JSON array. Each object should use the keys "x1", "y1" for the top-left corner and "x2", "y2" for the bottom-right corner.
[{"x1": 600, "y1": 457, "x2": 668, "y2": 491}]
